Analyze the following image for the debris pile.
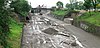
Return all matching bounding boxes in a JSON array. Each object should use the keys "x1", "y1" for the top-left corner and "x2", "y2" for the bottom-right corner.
[{"x1": 22, "y1": 16, "x2": 84, "y2": 48}]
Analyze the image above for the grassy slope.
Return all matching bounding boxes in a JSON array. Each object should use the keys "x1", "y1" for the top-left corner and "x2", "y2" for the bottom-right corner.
[
  {"x1": 7, "y1": 17, "x2": 23, "y2": 48},
  {"x1": 78, "y1": 12, "x2": 100, "y2": 26},
  {"x1": 52, "y1": 9, "x2": 67, "y2": 16}
]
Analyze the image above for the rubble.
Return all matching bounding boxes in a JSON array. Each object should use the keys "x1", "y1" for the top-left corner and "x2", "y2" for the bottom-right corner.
[{"x1": 21, "y1": 15, "x2": 85, "y2": 48}]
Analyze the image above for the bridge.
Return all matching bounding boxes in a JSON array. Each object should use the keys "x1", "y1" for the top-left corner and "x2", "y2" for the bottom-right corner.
[{"x1": 31, "y1": 8, "x2": 52, "y2": 13}]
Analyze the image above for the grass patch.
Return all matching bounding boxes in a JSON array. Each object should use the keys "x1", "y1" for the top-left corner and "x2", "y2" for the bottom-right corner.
[
  {"x1": 52, "y1": 9, "x2": 67, "y2": 16},
  {"x1": 78, "y1": 12, "x2": 100, "y2": 26},
  {"x1": 7, "y1": 17, "x2": 23, "y2": 48}
]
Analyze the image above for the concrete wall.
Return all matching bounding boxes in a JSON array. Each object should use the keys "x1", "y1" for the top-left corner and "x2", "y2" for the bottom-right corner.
[{"x1": 72, "y1": 20, "x2": 100, "y2": 36}]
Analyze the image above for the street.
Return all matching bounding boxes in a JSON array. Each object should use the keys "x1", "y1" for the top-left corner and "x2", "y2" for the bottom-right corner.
[
  {"x1": 21, "y1": 11, "x2": 100, "y2": 48},
  {"x1": 21, "y1": 14, "x2": 84, "y2": 48}
]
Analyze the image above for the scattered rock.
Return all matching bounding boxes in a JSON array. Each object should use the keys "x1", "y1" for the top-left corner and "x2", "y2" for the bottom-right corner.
[
  {"x1": 22, "y1": 15, "x2": 84, "y2": 48},
  {"x1": 71, "y1": 41, "x2": 78, "y2": 46}
]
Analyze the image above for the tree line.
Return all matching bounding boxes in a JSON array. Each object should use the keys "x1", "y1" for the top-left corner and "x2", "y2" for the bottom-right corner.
[
  {"x1": 0, "y1": 0, "x2": 31, "y2": 48},
  {"x1": 53, "y1": 0, "x2": 100, "y2": 11}
]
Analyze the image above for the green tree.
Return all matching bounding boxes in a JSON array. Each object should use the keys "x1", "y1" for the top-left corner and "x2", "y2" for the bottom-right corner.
[
  {"x1": 56, "y1": 1, "x2": 63, "y2": 9},
  {"x1": 0, "y1": 0, "x2": 31, "y2": 48},
  {"x1": 66, "y1": 3, "x2": 72, "y2": 9},
  {"x1": 91, "y1": 0, "x2": 98, "y2": 11},
  {"x1": 66, "y1": 0, "x2": 84, "y2": 10},
  {"x1": 0, "y1": 0, "x2": 10, "y2": 48},
  {"x1": 83, "y1": 0, "x2": 92, "y2": 16},
  {"x1": 83, "y1": 0, "x2": 92, "y2": 10},
  {"x1": 96, "y1": 4, "x2": 100, "y2": 9},
  {"x1": 97, "y1": 0, "x2": 100, "y2": 3},
  {"x1": 78, "y1": 1, "x2": 84, "y2": 10},
  {"x1": 10, "y1": 0, "x2": 31, "y2": 16},
  {"x1": 69, "y1": 0, "x2": 77, "y2": 10},
  {"x1": 83, "y1": 0, "x2": 100, "y2": 11}
]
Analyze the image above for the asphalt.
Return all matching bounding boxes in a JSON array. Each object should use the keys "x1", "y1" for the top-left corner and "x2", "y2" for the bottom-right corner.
[
  {"x1": 21, "y1": 11, "x2": 100, "y2": 48},
  {"x1": 21, "y1": 15, "x2": 84, "y2": 48},
  {"x1": 43, "y1": 13, "x2": 100, "y2": 48}
]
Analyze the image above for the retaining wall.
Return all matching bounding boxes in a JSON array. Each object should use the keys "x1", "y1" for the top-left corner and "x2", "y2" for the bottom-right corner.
[{"x1": 72, "y1": 19, "x2": 100, "y2": 36}]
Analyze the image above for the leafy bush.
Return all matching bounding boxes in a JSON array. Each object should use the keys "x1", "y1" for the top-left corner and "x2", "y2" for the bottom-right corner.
[
  {"x1": 77, "y1": 12, "x2": 100, "y2": 26},
  {"x1": 7, "y1": 17, "x2": 23, "y2": 48},
  {"x1": 10, "y1": 0, "x2": 31, "y2": 16}
]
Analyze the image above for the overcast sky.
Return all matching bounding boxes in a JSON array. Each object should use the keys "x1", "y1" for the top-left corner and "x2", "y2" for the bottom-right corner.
[{"x1": 27, "y1": 0, "x2": 84, "y2": 8}]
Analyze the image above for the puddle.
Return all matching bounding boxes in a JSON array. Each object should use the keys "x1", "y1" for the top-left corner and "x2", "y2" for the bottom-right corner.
[{"x1": 42, "y1": 28, "x2": 58, "y2": 35}]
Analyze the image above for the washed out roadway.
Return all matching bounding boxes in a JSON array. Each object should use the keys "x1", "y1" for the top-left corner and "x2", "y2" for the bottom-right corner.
[{"x1": 21, "y1": 14, "x2": 84, "y2": 48}]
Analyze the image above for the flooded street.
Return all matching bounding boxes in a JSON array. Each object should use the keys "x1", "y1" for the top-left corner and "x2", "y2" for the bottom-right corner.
[{"x1": 21, "y1": 15, "x2": 84, "y2": 48}]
